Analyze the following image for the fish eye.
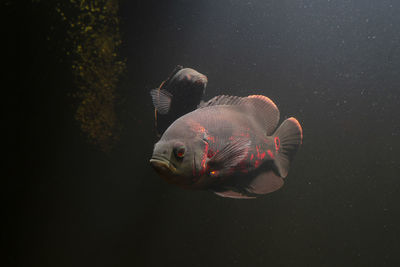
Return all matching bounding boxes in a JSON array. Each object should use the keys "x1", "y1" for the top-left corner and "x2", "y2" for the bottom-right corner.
[{"x1": 173, "y1": 142, "x2": 186, "y2": 159}]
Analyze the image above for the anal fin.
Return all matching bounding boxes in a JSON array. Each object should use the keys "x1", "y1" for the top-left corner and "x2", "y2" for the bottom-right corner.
[
  {"x1": 212, "y1": 169, "x2": 284, "y2": 199},
  {"x1": 247, "y1": 171, "x2": 284, "y2": 195}
]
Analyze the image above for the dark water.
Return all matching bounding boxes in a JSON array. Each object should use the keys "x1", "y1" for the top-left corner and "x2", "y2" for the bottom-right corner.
[{"x1": 8, "y1": 0, "x2": 400, "y2": 266}]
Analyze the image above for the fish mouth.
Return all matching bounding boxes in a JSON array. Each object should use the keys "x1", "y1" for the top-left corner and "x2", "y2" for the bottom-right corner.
[{"x1": 149, "y1": 157, "x2": 177, "y2": 173}]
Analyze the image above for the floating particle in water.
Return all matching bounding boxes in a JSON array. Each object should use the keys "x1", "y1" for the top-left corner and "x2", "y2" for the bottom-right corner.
[{"x1": 56, "y1": 0, "x2": 126, "y2": 151}]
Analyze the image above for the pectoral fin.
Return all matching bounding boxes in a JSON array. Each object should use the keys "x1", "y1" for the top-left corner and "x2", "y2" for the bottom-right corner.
[
  {"x1": 207, "y1": 138, "x2": 250, "y2": 176},
  {"x1": 150, "y1": 89, "x2": 172, "y2": 114}
]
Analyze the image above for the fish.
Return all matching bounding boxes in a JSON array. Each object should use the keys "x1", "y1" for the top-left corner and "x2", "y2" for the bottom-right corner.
[
  {"x1": 149, "y1": 94, "x2": 303, "y2": 199},
  {"x1": 150, "y1": 66, "x2": 208, "y2": 136}
]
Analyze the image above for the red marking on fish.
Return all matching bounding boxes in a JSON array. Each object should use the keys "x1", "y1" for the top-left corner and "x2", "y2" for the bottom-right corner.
[
  {"x1": 267, "y1": 149, "x2": 274, "y2": 159},
  {"x1": 274, "y1": 136, "x2": 280, "y2": 151},
  {"x1": 260, "y1": 152, "x2": 266, "y2": 160},
  {"x1": 189, "y1": 120, "x2": 207, "y2": 134},
  {"x1": 207, "y1": 136, "x2": 216, "y2": 143},
  {"x1": 250, "y1": 154, "x2": 254, "y2": 160},
  {"x1": 200, "y1": 142, "x2": 209, "y2": 175},
  {"x1": 187, "y1": 120, "x2": 211, "y2": 176},
  {"x1": 239, "y1": 130, "x2": 250, "y2": 138}
]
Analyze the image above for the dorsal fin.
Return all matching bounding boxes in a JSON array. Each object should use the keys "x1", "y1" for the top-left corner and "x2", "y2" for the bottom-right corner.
[
  {"x1": 199, "y1": 94, "x2": 280, "y2": 135},
  {"x1": 246, "y1": 95, "x2": 280, "y2": 135},
  {"x1": 198, "y1": 95, "x2": 244, "y2": 107}
]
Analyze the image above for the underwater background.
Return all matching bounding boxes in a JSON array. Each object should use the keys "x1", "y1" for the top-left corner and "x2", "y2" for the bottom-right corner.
[{"x1": 7, "y1": 0, "x2": 400, "y2": 266}]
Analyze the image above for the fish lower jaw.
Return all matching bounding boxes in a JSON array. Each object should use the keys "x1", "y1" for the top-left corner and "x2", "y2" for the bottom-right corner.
[{"x1": 150, "y1": 158, "x2": 177, "y2": 173}]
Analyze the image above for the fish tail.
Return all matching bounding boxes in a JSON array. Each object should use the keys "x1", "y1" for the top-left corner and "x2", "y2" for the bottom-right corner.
[{"x1": 272, "y1": 117, "x2": 303, "y2": 178}]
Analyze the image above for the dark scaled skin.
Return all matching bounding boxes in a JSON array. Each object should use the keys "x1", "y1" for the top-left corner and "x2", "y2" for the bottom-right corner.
[
  {"x1": 155, "y1": 67, "x2": 207, "y2": 135},
  {"x1": 150, "y1": 104, "x2": 279, "y2": 190}
]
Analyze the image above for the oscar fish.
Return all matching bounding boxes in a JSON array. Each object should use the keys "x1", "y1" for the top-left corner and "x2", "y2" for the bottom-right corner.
[
  {"x1": 150, "y1": 66, "x2": 208, "y2": 136},
  {"x1": 149, "y1": 94, "x2": 303, "y2": 199}
]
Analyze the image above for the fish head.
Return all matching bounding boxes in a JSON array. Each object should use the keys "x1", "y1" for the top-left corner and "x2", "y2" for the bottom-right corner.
[{"x1": 150, "y1": 137, "x2": 207, "y2": 188}]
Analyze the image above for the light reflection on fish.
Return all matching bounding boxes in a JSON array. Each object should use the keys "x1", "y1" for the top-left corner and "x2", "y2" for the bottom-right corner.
[{"x1": 150, "y1": 94, "x2": 303, "y2": 199}]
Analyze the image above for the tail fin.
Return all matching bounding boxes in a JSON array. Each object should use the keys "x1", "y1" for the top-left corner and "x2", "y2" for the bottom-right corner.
[{"x1": 272, "y1": 117, "x2": 303, "y2": 178}]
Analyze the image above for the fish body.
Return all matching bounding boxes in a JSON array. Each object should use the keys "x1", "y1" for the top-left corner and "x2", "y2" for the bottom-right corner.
[
  {"x1": 150, "y1": 66, "x2": 208, "y2": 135},
  {"x1": 150, "y1": 95, "x2": 302, "y2": 198}
]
